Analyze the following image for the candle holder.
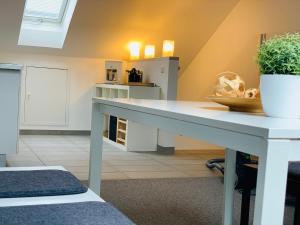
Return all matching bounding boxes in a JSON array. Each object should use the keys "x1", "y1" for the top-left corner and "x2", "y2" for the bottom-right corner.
[
  {"x1": 128, "y1": 42, "x2": 141, "y2": 60},
  {"x1": 162, "y1": 40, "x2": 175, "y2": 57},
  {"x1": 144, "y1": 45, "x2": 155, "y2": 59}
]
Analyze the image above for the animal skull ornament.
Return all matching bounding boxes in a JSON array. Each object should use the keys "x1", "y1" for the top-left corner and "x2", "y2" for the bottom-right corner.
[
  {"x1": 215, "y1": 72, "x2": 246, "y2": 97},
  {"x1": 244, "y1": 88, "x2": 260, "y2": 99}
]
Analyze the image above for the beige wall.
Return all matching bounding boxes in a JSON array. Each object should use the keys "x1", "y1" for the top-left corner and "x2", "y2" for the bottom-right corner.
[
  {"x1": 176, "y1": 0, "x2": 300, "y2": 150},
  {"x1": 178, "y1": 0, "x2": 300, "y2": 101}
]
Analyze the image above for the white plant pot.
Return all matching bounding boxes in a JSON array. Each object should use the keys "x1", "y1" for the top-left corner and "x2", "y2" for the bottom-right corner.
[{"x1": 260, "y1": 74, "x2": 300, "y2": 118}]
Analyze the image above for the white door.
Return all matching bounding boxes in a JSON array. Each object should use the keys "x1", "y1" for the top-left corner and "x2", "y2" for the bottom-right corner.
[{"x1": 24, "y1": 66, "x2": 68, "y2": 126}]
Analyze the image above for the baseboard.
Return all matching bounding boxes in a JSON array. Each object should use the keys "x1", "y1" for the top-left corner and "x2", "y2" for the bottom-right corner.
[
  {"x1": 157, "y1": 145, "x2": 175, "y2": 155},
  {"x1": 20, "y1": 130, "x2": 91, "y2": 135}
]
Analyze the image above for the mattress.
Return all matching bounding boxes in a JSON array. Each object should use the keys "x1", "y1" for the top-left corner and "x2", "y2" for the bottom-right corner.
[
  {"x1": 0, "y1": 166, "x2": 134, "y2": 224},
  {"x1": 0, "y1": 166, "x2": 104, "y2": 207},
  {"x1": 0, "y1": 169, "x2": 87, "y2": 198}
]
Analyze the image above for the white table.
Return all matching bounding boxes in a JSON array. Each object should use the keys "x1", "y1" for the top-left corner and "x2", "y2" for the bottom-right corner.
[{"x1": 88, "y1": 98, "x2": 300, "y2": 225}]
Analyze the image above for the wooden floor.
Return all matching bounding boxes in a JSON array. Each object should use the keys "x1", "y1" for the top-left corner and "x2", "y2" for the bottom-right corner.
[{"x1": 7, "y1": 135, "x2": 224, "y2": 180}]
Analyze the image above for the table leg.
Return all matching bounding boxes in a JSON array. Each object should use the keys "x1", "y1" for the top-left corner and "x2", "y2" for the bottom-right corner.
[
  {"x1": 253, "y1": 140, "x2": 289, "y2": 225},
  {"x1": 223, "y1": 148, "x2": 236, "y2": 225},
  {"x1": 88, "y1": 103, "x2": 104, "y2": 196}
]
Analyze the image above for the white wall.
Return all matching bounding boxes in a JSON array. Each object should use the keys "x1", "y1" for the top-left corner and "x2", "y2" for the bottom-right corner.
[{"x1": 0, "y1": 52, "x2": 106, "y2": 130}]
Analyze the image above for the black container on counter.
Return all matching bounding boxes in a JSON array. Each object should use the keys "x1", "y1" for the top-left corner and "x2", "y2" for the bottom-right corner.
[{"x1": 126, "y1": 68, "x2": 143, "y2": 83}]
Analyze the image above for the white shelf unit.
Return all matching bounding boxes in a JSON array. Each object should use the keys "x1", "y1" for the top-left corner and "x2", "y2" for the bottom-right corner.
[
  {"x1": 95, "y1": 83, "x2": 160, "y2": 151},
  {"x1": 127, "y1": 57, "x2": 179, "y2": 150}
]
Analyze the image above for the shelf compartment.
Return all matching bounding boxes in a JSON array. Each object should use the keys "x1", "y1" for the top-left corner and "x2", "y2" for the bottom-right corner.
[
  {"x1": 101, "y1": 88, "x2": 110, "y2": 98},
  {"x1": 117, "y1": 136, "x2": 126, "y2": 146},
  {"x1": 117, "y1": 131, "x2": 125, "y2": 139},
  {"x1": 118, "y1": 129, "x2": 126, "y2": 134},
  {"x1": 117, "y1": 137, "x2": 126, "y2": 142},
  {"x1": 118, "y1": 89, "x2": 128, "y2": 98},
  {"x1": 95, "y1": 83, "x2": 160, "y2": 151},
  {"x1": 118, "y1": 119, "x2": 127, "y2": 124},
  {"x1": 118, "y1": 122, "x2": 126, "y2": 131}
]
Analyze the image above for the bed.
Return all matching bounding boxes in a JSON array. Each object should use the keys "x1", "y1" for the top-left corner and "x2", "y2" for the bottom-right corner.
[{"x1": 0, "y1": 166, "x2": 134, "y2": 225}]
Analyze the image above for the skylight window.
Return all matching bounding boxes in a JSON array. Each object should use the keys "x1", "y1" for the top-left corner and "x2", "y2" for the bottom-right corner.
[
  {"x1": 18, "y1": 0, "x2": 77, "y2": 48},
  {"x1": 24, "y1": 0, "x2": 68, "y2": 23}
]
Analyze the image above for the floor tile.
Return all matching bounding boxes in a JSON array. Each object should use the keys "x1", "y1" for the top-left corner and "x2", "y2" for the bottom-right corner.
[
  {"x1": 42, "y1": 160, "x2": 89, "y2": 167},
  {"x1": 72, "y1": 172, "x2": 89, "y2": 180},
  {"x1": 37, "y1": 154, "x2": 89, "y2": 162},
  {"x1": 6, "y1": 160, "x2": 44, "y2": 167},
  {"x1": 33, "y1": 150, "x2": 87, "y2": 157},
  {"x1": 18, "y1": 147, "x2": 32, "y2": 152},
  {"x1": 24, "y1": 143, "x2": 76, "y2": 148},
  {"x1": 7, "y1": 135, "x2": 222, "y2": 181},
  {"x1": 6, "y1": 153, "x2": 40, "y2": 162}
]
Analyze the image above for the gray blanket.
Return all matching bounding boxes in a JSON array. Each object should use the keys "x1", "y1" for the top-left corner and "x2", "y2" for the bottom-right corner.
[{"x1": 0, "y1": 201, "x2": 135, "y2": 225}]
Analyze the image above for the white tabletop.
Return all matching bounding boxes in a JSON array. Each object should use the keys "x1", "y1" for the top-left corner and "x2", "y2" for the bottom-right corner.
[{"x1": 93, "y1": 98, "x2": 300, "y2": 139}]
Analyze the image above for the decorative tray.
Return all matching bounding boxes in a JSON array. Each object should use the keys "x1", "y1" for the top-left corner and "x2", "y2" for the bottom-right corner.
[
  {"x1": 207, "y1": 96, "x2": 263, "y2": 113},
  {"x1": 127, "y1": 82, "x2": 156, "y2": 87}
]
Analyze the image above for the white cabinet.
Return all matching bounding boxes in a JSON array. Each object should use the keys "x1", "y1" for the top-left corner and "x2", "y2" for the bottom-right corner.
[
  {"x1": 24, "y1": 66, "x2": 68, "y2": 126},
  {"x1": 95, "y1": 84, "x2": 160, "y2": 151},
  {"x1": 127, "y1": 57, "x2": 179, "y2": 149},
  {"x1": 0, "y1": 64, "x2": 22, "y2": 155}
]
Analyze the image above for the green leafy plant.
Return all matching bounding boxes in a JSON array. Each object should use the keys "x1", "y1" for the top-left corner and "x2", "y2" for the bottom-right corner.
[{"x1": 257, "y1": 33, "x2": 300, "y2": 75}]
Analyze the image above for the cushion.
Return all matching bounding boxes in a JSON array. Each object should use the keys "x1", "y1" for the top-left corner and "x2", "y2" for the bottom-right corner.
[
  {"x1": 0, "y1": 201, "x2": 135, "y2": 225},
  {"x1": 0, "y1": 170, "x2": 87, "y2": 198}
]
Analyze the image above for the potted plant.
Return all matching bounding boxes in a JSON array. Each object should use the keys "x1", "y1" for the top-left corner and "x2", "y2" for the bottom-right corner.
[{"x1": 257, "y1": 33, "x2": 300, "y2": 118}]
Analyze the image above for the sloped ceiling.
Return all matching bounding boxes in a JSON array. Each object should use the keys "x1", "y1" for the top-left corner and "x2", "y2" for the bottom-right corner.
[{"x1": 0, "y1": 0, "x2": 239, "y2": 72}]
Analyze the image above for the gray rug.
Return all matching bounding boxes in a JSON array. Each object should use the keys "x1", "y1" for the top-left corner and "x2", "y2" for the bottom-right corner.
[{"x1": 84, "y1": 177, "x2": 295, "y2": 225}]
